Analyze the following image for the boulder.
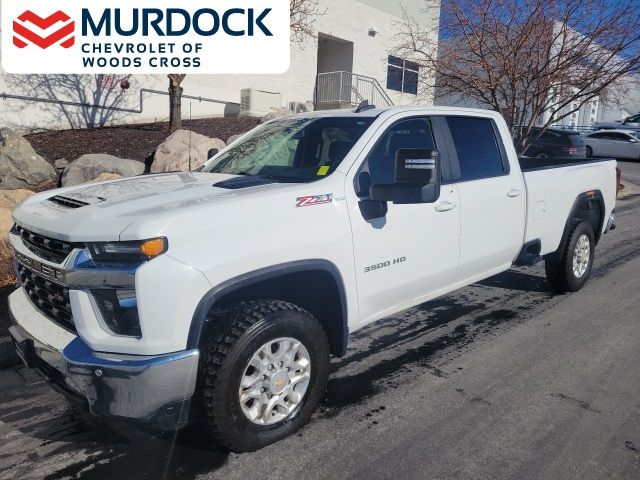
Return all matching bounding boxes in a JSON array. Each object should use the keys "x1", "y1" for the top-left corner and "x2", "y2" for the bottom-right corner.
[
  {"x1": 0, "y1": 129, "x2": 57, "y2": 190},
  {"x1": 62, "y1": 154, "x2": 144, "y2": 187},
  {"x1": 88, "y1": 173, "x2": 123, "y2": 183},
  {"x1": 151, "y1": 130, "x2": 226, "y2": 173},
  {"x1": 0, "y1": 189, "x2": 34, "y2": 238},
  {"x1": 259, "y1": 108, "x2": 295, "y2": 124},
  {"x1": 226, "y1": 134, "x2": 243, "y2": 145}
]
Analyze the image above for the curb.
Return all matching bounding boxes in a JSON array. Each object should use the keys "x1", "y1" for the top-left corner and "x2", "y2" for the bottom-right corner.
[{"x1": 0, "y1": 335, "x2": 20, "y2": 369}]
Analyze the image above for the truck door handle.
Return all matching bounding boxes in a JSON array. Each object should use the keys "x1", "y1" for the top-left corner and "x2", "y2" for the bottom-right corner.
[
  {"x1": 507, "y1": 188, "x2": 522, "y2": 198},
  {"x1": 435, "y1": 201, "x2": 457, "y2": 212}
]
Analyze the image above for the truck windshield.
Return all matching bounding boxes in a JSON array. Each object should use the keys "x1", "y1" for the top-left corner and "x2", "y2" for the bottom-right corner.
[{"x1": 202, "y1": 116, "x2": 374, "y2": 182}]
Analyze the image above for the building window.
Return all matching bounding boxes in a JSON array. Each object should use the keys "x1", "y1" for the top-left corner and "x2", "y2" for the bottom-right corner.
[{"x1": 387, "y1": 56, "x2": 419, "y2": 95}]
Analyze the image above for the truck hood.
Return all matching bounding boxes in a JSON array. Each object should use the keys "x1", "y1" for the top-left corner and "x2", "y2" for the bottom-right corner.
[{"x1": 12, "y1": 172, "x2": 289, "y2": 241}]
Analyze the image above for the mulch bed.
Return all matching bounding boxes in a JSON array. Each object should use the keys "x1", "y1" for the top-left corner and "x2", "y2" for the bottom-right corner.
[{"x1": 26, "y1": 116, "x2": 261, "y2": 164}]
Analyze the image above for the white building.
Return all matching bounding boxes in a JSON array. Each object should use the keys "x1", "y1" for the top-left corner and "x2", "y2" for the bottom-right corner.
[{"x1": 0, "y1": 0, "x2": 440, "y2": 132}]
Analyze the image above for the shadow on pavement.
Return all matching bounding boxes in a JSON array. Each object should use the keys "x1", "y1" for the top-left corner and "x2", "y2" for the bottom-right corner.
[
  {"x1": 477, "y1": 270, "x2": 549, "y2": 292},
  {"x1": 322, "y1": 269, "x2": 548, "y2": 414},
  {"x1": 0, "y1": 268, "x2": 549, "y2": 478},
  {"x1": 41, "y1": 419, "x2": 230, "y2": 480}
]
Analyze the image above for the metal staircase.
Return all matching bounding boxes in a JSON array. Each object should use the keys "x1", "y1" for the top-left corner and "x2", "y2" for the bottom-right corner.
[{"x1": 314, "y1": 71, "x2": 394, "y2": 110}]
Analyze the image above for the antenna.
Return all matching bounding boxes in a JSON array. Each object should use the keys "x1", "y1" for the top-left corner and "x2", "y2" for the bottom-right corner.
[{"x1": 355, "y1": 100, "x2": 376, "y2": 113}]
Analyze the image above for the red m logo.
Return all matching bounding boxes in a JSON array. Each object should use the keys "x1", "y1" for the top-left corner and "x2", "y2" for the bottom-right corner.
[{"x1": 13, "y1": 10, "x2": 75, "y2": 49}]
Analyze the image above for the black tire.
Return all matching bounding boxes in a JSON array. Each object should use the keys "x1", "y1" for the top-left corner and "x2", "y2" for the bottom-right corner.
[
  {"x1": 585, "y1": 145, "x2": 593, "y2": 158},
  {"x1": 199, "y1": 300, "x2": 329, "y2": 452},
  {"x1": 544, "y1": 219, "x2": 595, "y2": 293}
]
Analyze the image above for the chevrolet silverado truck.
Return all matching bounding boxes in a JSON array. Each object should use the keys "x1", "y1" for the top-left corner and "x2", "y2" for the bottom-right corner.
[{"x1": 7, "y1": 106, "x2": 617, "y2": 451}]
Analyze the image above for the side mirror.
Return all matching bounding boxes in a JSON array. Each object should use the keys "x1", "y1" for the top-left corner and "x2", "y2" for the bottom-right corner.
[
  {"x1": 369, "y1": 148, "x2": 441, "y2": 204},
  {"x1": 208, "y1": 148, "x2": 219, "y2": 160}
]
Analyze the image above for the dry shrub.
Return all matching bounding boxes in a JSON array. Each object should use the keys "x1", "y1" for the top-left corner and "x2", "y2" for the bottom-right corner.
[{"x1": 0, "y1": 238, "x2": 16, "y2": 288}]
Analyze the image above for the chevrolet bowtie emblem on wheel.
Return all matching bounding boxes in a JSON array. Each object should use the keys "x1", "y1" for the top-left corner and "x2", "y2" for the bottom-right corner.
[{"x1": 12, "y1": 10, "x2": 75, "y2": 49}]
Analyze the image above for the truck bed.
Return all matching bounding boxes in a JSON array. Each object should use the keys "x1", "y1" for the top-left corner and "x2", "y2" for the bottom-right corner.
[
  {"x1": 519, "y1": 156, "x2": 617, "y2": 256},
  {"x1": 518, "y1": 156, "x2": 615, "y2": 172}
]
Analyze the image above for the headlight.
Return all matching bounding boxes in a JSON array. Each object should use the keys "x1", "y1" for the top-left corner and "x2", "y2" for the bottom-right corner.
[
  {"x1": 86, "y1": 238, "x2": 167, "y2": 264},
  {"x1": 92, "y1": 289, "x2": 141, "y2": 337}
]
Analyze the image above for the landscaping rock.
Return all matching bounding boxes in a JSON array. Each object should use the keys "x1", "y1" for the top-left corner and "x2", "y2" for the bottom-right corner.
[
  {"x1": 0, "y1": 189, "x2": 34, "y2": 238},
  {"x1": 259, "y1": 108, "x2": 295, "y2": 124},
  {"x1": 151, "y1": 130, "x2": 226, "y2": 173},
  {"x1": 61, "y1": 154, "x2": 144, "y2": 187},
  {"x1": 88, "y1": 173, "x2": 123, "y2": 183},
  {"x1": 0, "y1": 129, "x2": 57, "y2": 190},
  {"x1": 226, "y1": 134, "x2": 243, "y2": 145}
]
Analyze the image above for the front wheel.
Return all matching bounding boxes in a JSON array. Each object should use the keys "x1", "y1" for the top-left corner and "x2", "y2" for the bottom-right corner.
[
  {"x1": 544, "y1": 219, "x2": 595, "y2": 293},
  {"x1": 199, "y1": 300, "x2": 330, "y2": 452}
]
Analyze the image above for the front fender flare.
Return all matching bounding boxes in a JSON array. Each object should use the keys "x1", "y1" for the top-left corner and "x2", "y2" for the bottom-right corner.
[{"x1": 186, "y1": 259, "x2": 349, "y2": 356}]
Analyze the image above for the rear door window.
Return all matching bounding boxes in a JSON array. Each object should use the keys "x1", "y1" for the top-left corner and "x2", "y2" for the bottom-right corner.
[
  {"x1": 445, "y1": 116, "x2": 508, "y2": 181},
  {"x1": 614, "y1": 132, "x2": 633, "y2": 141},
  {"x1": 539, "y1": 131, "x2": 558, "y2": 140}
]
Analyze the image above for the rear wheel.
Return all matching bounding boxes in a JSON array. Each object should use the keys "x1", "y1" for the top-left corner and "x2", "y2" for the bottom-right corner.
[
  {"x1": 544, "y1": 219, "x2": 595, "y2": 293},
  {"x1": 585, "y1": 145, "x2": 593, "y2": 158},
  {"x1": 199, "y1": 300, "x2": 330, "y2": 452}
]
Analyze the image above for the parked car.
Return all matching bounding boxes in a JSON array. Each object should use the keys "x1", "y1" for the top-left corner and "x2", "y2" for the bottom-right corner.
[
  {"x1": 583, "y1": 129, "x2": 640, "y2": 160},
  {"x1": 594, "y1": 113, "x2": 640, "y2": 131},
  {"x1": 518, "y1": 127, "x2": 587, "y2": 158},
  {"x1": 8, "y1": 106, "x2": 617, "y2": 452}
]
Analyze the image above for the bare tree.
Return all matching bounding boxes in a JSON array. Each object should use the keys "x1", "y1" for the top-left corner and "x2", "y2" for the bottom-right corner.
[
  {"x1": 167, "y1": 1, "x2": 324, "y2": 130},
  {"x1": 2, "y1": 74, "x2": 133, "y2": 129},
  {"x1": 168, "y1": 74, "x2": 187, "y2": 132},
  {"x1": 290, "y1": 0, "x2": 325, "y2": 44},
  {"x1": 397, "y1": 0, "x2": 640, "y2": 152}
]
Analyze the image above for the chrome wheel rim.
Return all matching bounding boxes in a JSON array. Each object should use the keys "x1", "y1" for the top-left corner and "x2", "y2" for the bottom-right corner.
[
  {"x1": 239, "y1": 337, "x2": 311, "y2": 425},
  {"x1": 572, "y1": 234, "x2": 590, "y2": 278}
]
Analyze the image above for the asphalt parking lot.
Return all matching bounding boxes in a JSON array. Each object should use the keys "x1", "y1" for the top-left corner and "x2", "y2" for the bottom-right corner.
[{"x1": 1, "y1": 161, "x2": 639, "y2": 480}]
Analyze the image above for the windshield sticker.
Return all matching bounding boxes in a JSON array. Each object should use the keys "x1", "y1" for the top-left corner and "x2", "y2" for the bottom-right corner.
[
  {"x1": 317, "y1": 165, "x2": 330, "y2": 176},
  {"x1": 296, "y1": 194, "x2": 333, "y2": 207}
]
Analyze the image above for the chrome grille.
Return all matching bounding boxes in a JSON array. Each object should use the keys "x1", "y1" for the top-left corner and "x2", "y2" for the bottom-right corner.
[
  {"x1": 16, "y1": 226, "x2": 80, "y2": 264},
  {"x1": 16, "y1": 263, "x2": 75, "y2": 333}
]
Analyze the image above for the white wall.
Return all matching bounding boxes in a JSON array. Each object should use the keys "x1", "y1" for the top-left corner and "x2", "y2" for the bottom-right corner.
[{"x1": 0, "y1": 0, "x2": 440, "y2": 132}]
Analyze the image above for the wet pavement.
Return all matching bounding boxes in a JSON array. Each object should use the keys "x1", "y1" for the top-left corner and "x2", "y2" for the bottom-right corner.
[{"x1": 1, "y1": 163, "x2": 640, "y2": 480}]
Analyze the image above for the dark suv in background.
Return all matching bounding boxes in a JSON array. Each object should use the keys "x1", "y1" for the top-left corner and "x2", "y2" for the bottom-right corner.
[{"x1": 517, "y1": 127, "x2": 587, "y2": 158}]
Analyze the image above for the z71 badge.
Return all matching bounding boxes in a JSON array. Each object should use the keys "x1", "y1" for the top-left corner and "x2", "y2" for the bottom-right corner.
[{"x1": 296, "y1": 194, "x2": 333, "y2": 207}]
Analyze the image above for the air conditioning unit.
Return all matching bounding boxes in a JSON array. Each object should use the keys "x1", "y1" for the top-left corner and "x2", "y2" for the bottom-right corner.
[
  {"x1": 289, "y1": 101, "x2": 311, "y2": 114},
  {"x1": 239, "y1": 89, "x2": 282, "y2": 117}
]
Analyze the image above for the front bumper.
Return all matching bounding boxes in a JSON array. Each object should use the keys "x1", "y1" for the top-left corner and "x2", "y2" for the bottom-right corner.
[{"x1": 8, "y1": 289, "x2": 200, "y2": 430}]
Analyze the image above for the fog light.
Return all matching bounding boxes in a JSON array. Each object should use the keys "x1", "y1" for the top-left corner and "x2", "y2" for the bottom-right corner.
[{"x1": 92, "y1": 289, "x2": 141, "y2": 337}]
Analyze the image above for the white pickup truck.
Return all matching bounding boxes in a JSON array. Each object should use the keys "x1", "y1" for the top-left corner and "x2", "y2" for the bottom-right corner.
[{"x1": 7, "y1": 106, "x2": 616, "y2": 451}]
